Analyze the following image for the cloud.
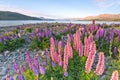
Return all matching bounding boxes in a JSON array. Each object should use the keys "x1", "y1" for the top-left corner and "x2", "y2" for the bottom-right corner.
[{"x1": 95, "y1": 0, "x2": 120, "y2": 10}]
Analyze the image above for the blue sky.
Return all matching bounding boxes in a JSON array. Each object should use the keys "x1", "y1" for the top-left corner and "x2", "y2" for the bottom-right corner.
[{"x1": 0, "y1": 0, "x2": 120, "y2": 18}]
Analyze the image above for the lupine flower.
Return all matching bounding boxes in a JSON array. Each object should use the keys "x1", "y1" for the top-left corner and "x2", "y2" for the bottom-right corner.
[
  {"x1": 58, "y1": 54, "x2": 63, "y2": 66},
  {"x1": 39, "y1": 64, "x2": 46, "y2": 74},
  {"x1": 63, "y1": 45, "x2": 69, "y2": 77},
  {"x1": 45, "y1": 49, "x2": 50, "y2": 64},
  {"x1": 110, "y1": 70, "x2": 119, "y2": 80},
  {"x1": 64, "y1": 71, "x2": 68, "y2": 77},
  {"x1": 18, "y1": 72, "x2": 25, "y2": 80},
  {"x1": 58, "y1": 41, "x2": 62, "y2": 55},
  {"x1": 67, "y1": 41, "x2": 73, "y2": 58},
  {"x1": 32, "y1": 63, "x2": 39, "y2": 76},
  {"x1": 117, "y1": 30, "x2": 120, "y2": 43},
  {"x1": 85, "y1": 41, "x2": 96, "y2": 73},
  {"x1": 103, "y1": 29, "x2": 107, "y2": 38},
  {"x1": 67, "y1": 34, "x2": 71, "y2": 42},
  {"x1": 84, "y1": 36, "x2": 89, "y2": 57},
  {"x1": 25, "y1": 51, "x2": 33, "y2": 69},
  {"x1": 109, "y1": 29, "x2": 114, "y2": 42},
  {"x1": 34, "y1": 56, "x2": 39, "y2": 67},
  {"x1": 13, "y1": 60, "x2": 19, "y2": 73},
  {"x1": 50, "y1": 37, "x2": 58, "y2": 66},
  {"x1": 78, "y1": 40, "x2": 83, "y2": 56},
  {"x1": 52, "y1": 61, "x2": 56, "y2": 67},
  {"x1": 95, "y1": 52, "x2": 104, "y2": 75}
]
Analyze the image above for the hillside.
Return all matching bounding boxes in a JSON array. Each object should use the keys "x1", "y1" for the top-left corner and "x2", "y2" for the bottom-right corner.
[
  {"x1": 0, "y1": 11, "x2": 41, "y2": 20},
  {"x1": 73, "y1": 14, "x2": 120, "y2": 21}
]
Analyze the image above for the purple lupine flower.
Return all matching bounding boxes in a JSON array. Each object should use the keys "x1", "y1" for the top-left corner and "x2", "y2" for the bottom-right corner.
[
  {"x1": 3, "y1": 36, "x2": 11, "y2": 41},
  {"x1": 18, "y1": 72, "x2": 25, "y2": 80},
  {"x1": 13, "y1": 60, "x2": 19, "y2": 73},
  {"x1": 41, "y1": 32, "x2": 45, "y2": 38},
  {"x1": 117, "y1": 30, "x2": 120, "y2": 43},
  {"x1": 109, "y1": 29, "x2": 114, "y2": 42},
  {"x1": 32, "y1": 63, "x2": 39, "y2": 76},
  {"x1": 103, "y1": 29, "x2": 107, "y2": 38},
  {"x1": 39, "y1": 64, "x2": 46, "y2": 74},
  {"x1": 45, "y1": 49, "x2": 50, "y2": 64},
  {"x1": 52, "y1": 61, "x2": 56, "y2": 68},
  {"x1": 25, "y1": 51, "x2": 33, "y2": 69},
  {"x1": 33, "y1": 56, "x2": 39, "y2": 67},
  {"x1": 64, "y1": 72, "x2": 68, "y2": 77}
]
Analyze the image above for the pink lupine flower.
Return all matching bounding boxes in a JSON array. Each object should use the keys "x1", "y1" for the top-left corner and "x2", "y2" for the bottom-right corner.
[
  {"x1": 50, "y1": 37, "x2": 58, "y2": 66},
  {"x1": 110, "y1": 70, "x2": 119, "y2": 80},
  {"x1": 58, "y1": 54, "x2": 63, "y2": 66},
  {"x1": 63, "y1": 45, "x2": 68, "y2": 76},
  {"x1": 73, "y1": 34, "x2": 77, "y2": 49},
  {"x1": 84, "y1": 36, "x2": 89, "y2": 57},
  {"x1": 67, "y1": 41, "x2": 73, "y2": 58},
  {"x1": 58, "y1": 41, "x2": 62, "y2": 55},
  {"x1": 78, "y1": 40, "x2": 83, "y2": 56},
  {"x1": 73, "y1": 30, "x2": 83, "y2": 56},
  {"x1": 88, "y1": 34, "x2": 93, "y2": 43},
  {"x1": 95, "y1": 52, "x2": 105, "y2": 75},
  {"x1": 85, "y1": 41, "x2": 96, "y2": 73},
  {"x1": 67, "y1": 34, "x2": 71, "y2": 42}
]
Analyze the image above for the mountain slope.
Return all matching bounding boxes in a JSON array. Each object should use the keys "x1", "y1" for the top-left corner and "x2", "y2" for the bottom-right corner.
[
  {"x1": 72, "y1": 14, "x2": 120, "y2": 21},
  {"x1": 0, "y1": 11, "x2": 41, "y2": 20}
]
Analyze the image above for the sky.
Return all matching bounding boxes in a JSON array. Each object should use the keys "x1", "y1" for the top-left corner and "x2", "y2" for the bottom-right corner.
[{"x1": 0, "y1": 0, "x2": 120, "y2": 19}]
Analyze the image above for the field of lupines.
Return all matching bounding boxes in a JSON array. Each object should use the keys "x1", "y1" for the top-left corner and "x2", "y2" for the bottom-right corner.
[{"x1": 0, "y1": 23, "x2": 120, "y2": 80}]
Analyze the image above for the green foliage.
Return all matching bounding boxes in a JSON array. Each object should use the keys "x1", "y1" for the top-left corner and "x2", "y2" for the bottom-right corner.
[
  {"x1": 55, "y1": 34, "x2": 62, "y2": 40},
  {"x1": 0, "y1": 38, "x2": 25, "y2": 52},
  {"x1": 0, "y1": 42, "x2": 5, "y2": 52},
  {"x1": 25, "y1": 28, "x2": 32, "y2": 33},
  {"x1": 96, "y1": 38, "x2": 109, "y2": 56},
  {"x1": 29, "y1": 37, "x2": 50, "y2": 50}
]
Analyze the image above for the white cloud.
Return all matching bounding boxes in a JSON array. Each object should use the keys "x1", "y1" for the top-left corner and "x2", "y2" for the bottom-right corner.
[{"x1": 95, "y1": 0, "x2": 120, "y2": 10}]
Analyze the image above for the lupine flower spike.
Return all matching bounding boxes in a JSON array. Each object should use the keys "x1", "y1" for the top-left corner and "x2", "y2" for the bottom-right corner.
[
  {"x1": 110, "y1": 70, "x2": 119, "y2": 80},
  {"x1": 95, "y1": 52, "x2": 105, "y2": 75}
]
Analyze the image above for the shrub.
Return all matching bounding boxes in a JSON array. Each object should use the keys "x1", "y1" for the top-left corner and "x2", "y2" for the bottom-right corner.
[
  {"x1": 0, "y1": 38, "x2": 25, "y2": 52},
  {"x1": 29, "y1": 37, "x2": 50, "y2": 50},
  {"x1": 26, "y1": 28, "x2": 32, "y2": 33}
]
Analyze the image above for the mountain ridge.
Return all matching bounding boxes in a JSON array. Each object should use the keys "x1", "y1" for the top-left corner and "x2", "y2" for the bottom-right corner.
[
  {"x1": 0, "y1": 11, "x2": 42, "y2": 20},
  {"x1": 72, "y1": 14, "x2": 120, "y2": 21}
]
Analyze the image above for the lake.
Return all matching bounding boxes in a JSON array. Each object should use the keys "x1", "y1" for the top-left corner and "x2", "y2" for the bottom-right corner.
[{"x1": 0, "y1": 20, "x2": 120, "y2": 27}]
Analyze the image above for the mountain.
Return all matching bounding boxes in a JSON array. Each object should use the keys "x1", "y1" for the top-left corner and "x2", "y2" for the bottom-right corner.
[
  {"x1": 73, "y1": 14, "x2": 120, "y2": 21},
  {"x1": 0, "y1": 11, "x2": 42, "y2": 20}
]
